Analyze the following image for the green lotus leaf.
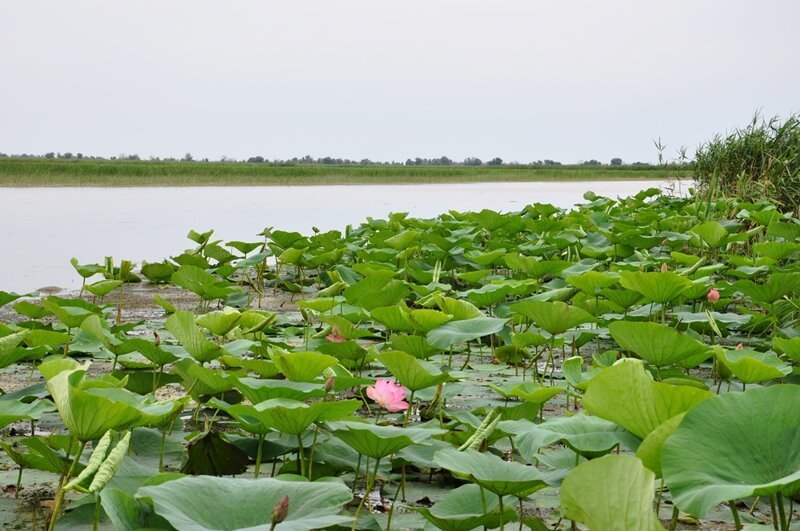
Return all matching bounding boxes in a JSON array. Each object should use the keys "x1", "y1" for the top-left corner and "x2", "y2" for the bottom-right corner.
[
  {"x1": 23, "y1": 330, "x2": 71, "y2": 351},
  {"x1": 426, "y1": 317, "x2": 508, "y2": 349},
  {"x1": 171, "y1": 359, "x2": 239, "y2": 398},
  {"x1": 12, "y1": 301, "x2": 51, "y2": 320},
  {"x1": 41, "y1": 297, "x2": 99, "y2": 328},
  {"x1": 635, "y1": 413, "x2": 685, "y2": 477},
  {"x1": 370, "y1": 305, "x2": 414, "y2": 332},
  {"x1": 137, "y1": 475, "x2": 353, "y2": 530},
  {"x1": 233, "y1": 377, "x2": 325, "y2": 403},
  {"x1": 561, "y1": 455, "x2": 663, "y2": 530},
  {"x1": 773, "y1": 336, "x2": 800, "y2": 363},
  {"x1": 195, "y1": 306, "x2": 242, "y2": 336},
  {"x1": 0, "y1": 330, "x2": 29, "y2": 369},
  {"x1": 609, "y1": 321, "x2": 711, "y2": 368},
  {"x1": 384, "y1": 229, "x2": 420, "y2": 250},
  {"x1": 325, "y1": 420, "x2": 441, "y2": 459},
  {"x1": 566, "y1": 271, "x2": 619, "y2": 295},
  {"x1": 753, "y1": 241, "x2": 800, "y2": 261},
  {"x1": 509, "y1": 300, "x2": 596, "y2": 336},
  {"x1": 690, "y1": 220, "x2": 729, "y2": 248},
  {"x1": 500, "y1": 414, "x2": 636, "y2": 459},
  {"x1": 463, "y1": 284, "x2": 513, "y2": 308},
  {"x1": 218, "y1": 355, "x2": 280, "y2": 378},
  {"x1": 0, "y1": 436, "x2": 77, "y2": 475},
  {"x1": 562, "y1": 356, "x2": 602, "y2": 391},
  {"x1": 165, "y1": 310, "x2": 224, "y2": 363},
  {"x1": 377, "y1": 350, "x2": 450, "y2": 391},
  {"x1": 716, "y1": 348, "x2": 792, "y2": 383},
  {"x1": 343, "y1": 271, "x2": 409, "y2": 311},
  {"x1": 662, "y1": 385, "x2": 800, "y2": 517},
  {"x1": 433, "y1": 448, "x2": 550, "y2": 497},
  {"x1": 118, "y1": 338, "x2": 179, "y2": 367},
  {"x1": 270, "y1": 350, "x2": 337, "y2": 382},
  {"x1": 583, "y1": 358, "x2": 713, "y2": 439},
  {"x1": 733, "y1": 273, "x2": 800, "y2": 305},
  {"x1": 386, "y1": 334, "x2": 441, "y2": 359},
  {"x1": 434, "y1": 295, "x2": 484, "y2": 321},
  {"x1": 42, "y1": 363, "x2": 144, "y2": 441},
  {"x1": 412, "y1": 483, "x2": 517, "y2": 531},
  {"x1": 171, "y1": 265, "x2": 236, "y2": 301},
  {"x1": 213, "y1": 398, "x2": 359, "y2": 435},
  {"x1": 408, "y1": 309, "x2": 453, "y2": 333},
  {"x1": 507, "y1": 382, "x2": 563, "y2": 405},
  {"x1": 85, "y1": 279, "x2": 124, "y2": 298},
  {"x1": 0, "y1": 397, "x2": 53, "y2": 430},
  {"x1": 619, "y1": 271, "x2": 692, "y2": 303},
  {"x1": 297, "y1": 297, "x2": 342, "y2": 314}
]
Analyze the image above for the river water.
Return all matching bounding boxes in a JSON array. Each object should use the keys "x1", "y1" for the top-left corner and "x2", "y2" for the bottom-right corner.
[{"x1": 0, "y1": 180, "x2": 686, "y2": 292}]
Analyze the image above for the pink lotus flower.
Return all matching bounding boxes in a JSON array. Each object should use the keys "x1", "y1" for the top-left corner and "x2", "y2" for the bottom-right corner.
[
  {"x1": 707, "y1": 289, "x2": 720, "y2": 304},
  {"x1": 660, "y1": 263, "x2": 669, "y2": 272},
  {"x1": 366, "y1": 379, "x2": 409, "y2": 412},
  {"x1": 736, "y1": 342, "x2": 744, "y2": 350},
  {"x1": 326, "y1": 325, "x2": 346, "y2": 342}
]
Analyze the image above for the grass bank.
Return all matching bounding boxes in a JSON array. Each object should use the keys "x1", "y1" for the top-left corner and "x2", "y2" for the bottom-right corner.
[{"x1": 0, "y1": 159, "x2": 691, "y2": 187}]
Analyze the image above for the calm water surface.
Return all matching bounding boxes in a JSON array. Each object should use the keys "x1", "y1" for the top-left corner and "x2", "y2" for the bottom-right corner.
[{"x1": 1, "y1": 181, "x2": 684, "y2": 292}]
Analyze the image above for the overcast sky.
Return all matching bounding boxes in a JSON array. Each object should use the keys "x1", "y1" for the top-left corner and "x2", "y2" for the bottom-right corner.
[{"x1": 1, "y1": 1, "x2": 798, "y2": 164}]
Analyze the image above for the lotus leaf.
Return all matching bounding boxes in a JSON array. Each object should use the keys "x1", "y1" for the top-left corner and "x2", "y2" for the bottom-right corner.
[
  {"x1": 561, "y1": 455, "x2": 664, "y2": 530},
  {"x1": 662, "y1": 385, "x2": 800, "y2": 517}
]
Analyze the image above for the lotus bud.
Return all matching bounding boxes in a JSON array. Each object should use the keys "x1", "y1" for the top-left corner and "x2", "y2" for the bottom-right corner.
[
  {"x1": 662, "y1": 238, "x2": 670, "y2": 246},
  {"x1": 153, "y1": 330, "x2": 160, "y2": 347},
  {"x1": 707, "y1": 289, "x2": 720, "y2": 304},
  {"x1": 736, "y1": 342, "x2": 744, "y2": 350},
  {"x1": 271, "y1": 495, "x2": 289, "y2": 526},
  {"x1": 660, "y1": 263, "x2": 668, "y2": 272},
  {"x1": 325, "y1": 376, "x2": 335, "y2": 394}
]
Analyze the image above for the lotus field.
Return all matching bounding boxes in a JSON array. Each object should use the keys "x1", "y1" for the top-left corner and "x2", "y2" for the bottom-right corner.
[{"x1": 1, "y1": 188, "x2": 799, "y2": 530}]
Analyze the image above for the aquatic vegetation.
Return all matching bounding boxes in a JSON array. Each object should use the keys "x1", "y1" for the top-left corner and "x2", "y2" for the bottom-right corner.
[{"x1": 0, "y1": 188, "x2": 798, "y2": 529}]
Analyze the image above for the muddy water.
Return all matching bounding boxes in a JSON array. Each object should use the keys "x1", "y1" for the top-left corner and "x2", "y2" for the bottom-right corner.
[{"x1": 0, "y1": 180, "x2": 684, "y2": 292}]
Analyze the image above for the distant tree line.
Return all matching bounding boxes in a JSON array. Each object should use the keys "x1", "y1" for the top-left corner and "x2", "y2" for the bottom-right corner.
[{"x1": 0, "y1": 151, "x2": 684, "y2": 168}]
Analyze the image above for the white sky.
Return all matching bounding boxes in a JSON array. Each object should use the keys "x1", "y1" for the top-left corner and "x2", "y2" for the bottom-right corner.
[{"x1": 1, "y1": 1, "x2": 798, "y2": 164}]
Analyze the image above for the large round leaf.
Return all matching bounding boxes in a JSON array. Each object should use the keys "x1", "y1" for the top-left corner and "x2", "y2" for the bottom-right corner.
[
  {"x1": 583, "y1": 359, "x2": 712, "y2": 439},
  {"x1": 619, "y1": 271, "x2": 692, "y2": 303},
  {"x1": 509, "y1": 300, "x2": 596, "y2": 336},
  {"x1": 609, "y1": 321, "x2": 711, "y2": 368},
  {"x1": 433, "y1": 448, "x2": 551, "y2": 497},
  {"x1": 325, "y1": 420, "x2": 442, "y2": 460},
  {"x1": 561, "y1": 455, "x2": 663, "y2": 530},
  {"x1": 500, "y1": 414, "x2": 638, "y2": 460},
  {"x1": 377, "y1": 350, "x2": 450, "y2": 391},
  {"x1": 716, "y1": 348, "x2": 791, "y2": 384},
  {"x1": 426, "y1": 317, "x2": 508, "y2": 349},
  {"x1": 662, "y1": 385, "x2": 800, "y2": 517},
  {"x1": 137, "y1": 475, "x2": 353, "y2": 530},
  {"x1": 412, "y1": 483, "x2": 517, "y2": 531}
]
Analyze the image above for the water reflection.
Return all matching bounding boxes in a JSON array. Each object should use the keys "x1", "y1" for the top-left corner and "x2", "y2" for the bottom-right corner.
[{"x1": 0, "y1": 180, "x2": 683, "y2": 292}]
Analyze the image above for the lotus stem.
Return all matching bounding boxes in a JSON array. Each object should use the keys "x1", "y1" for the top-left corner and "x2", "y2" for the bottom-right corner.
[
  {"x1": 669, "y1": 505, "x2": 679, "y2": 531},
  {"x1": 307, "y1": 428, "x2": 319, "y2": 480},
  {"x1": 729, "y1": 500, "x2": 742, "y2": 530},
  {"x1": 403, "y1": 391, "x2": 415, "y2": 427},
  {"x1": 48, "y1": 439, "x2": 86, "y2": 531},
  {"x1": 776, "y1": 493, "x2": 787, "y2": 531},
  {"x1": 351, "y1": 457, "x2": 380, "y2": 531},
  {"x1": 15, "y1": 466, "x2": 23, "y2": 499},
  {"x1": 385, "y1": 472, "x2": 404, "y2": 531},
  {"x1": 92, "y1": 493, "x2": 101, "y2": 531},
  {"x1": 254, "y1": 433, "x2": 265, "y2": 478},
  {"x1": 498, "y1": 494, "x2": 505, "y2": 530},
  {"x1": 296, "y1": 434, "x2": 305, "y2": 477}
]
